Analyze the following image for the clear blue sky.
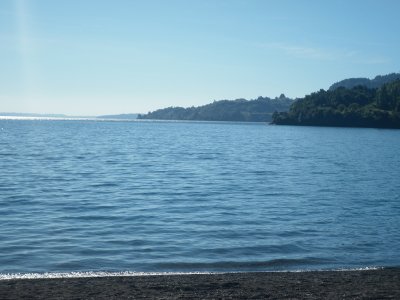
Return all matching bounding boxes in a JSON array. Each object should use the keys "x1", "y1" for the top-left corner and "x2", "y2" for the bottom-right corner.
[{"x1": 1, "y1": 0, "x2": 399, "y2": 115}]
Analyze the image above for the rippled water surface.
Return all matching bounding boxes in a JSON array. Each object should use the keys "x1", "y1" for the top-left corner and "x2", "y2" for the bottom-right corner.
[{"x1": 0, "y1": 119, "x2": 399, "y2": 274}]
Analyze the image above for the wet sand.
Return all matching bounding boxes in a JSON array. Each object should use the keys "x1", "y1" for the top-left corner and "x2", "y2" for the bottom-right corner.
[{"x1": 1, "y1": 268, "x2": 399, "y2": 299}]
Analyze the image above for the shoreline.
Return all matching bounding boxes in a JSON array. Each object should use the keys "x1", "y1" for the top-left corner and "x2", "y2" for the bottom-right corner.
[
  {"x1": 0, "y1": 267, "x2": 383, "y2": 280},
  {"x1": 1, "y1": 268, "x2": 399, "y2": 299}
]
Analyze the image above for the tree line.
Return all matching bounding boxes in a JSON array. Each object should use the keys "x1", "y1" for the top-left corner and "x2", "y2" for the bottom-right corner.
[
  {"x1": 272, "y1": 80, "x2": 400, "y2": 128},
  {"x1": 138, "y1": 95, "x2": 293, "y2": 122}
]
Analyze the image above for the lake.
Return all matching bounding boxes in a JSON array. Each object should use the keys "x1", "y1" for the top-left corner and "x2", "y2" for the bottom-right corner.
[{"x1": 0, "y1": 119, "x2": 399, "y2": 276}]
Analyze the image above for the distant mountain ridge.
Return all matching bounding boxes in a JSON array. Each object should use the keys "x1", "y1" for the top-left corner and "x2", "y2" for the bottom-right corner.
[
  {"x1": 97, "y1": 113, "x2": 138, "y2": 119},
  {"x1": 329, "y1": 73, "x2": 400, "y2": 91},
  {"x1": 138, "y1": 95, "x2": 293, "y2": 122}
]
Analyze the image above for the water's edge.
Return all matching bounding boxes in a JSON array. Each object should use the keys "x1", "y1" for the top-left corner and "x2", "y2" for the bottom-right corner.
[{"x1": 0, "y1": 266, "x2": 384, "y2": 280}]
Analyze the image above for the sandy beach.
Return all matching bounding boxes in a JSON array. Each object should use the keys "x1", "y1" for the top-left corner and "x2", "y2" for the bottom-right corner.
[{"x1": 1, "y1": 268, "x2": 399, "y2": 299}]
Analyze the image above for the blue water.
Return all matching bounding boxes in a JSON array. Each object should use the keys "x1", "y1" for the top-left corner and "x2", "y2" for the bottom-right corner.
[{"x1": 0, "y1": 119, "x2": 399, "y2": 274}]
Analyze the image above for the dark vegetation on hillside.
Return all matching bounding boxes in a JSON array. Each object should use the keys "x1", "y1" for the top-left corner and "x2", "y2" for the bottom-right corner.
[
  {"x1": 272, "y1": 80, "x2": 400, "y2": 128},
  {"x1": 137, "y1": 73, "x2": 400, "y2": 128},
  {"x1": 329, "y1": 73, "x2": 400, "y2": 91},
  {"x1": 138, "y1": 95, "x2": 293, "y2": 122}
]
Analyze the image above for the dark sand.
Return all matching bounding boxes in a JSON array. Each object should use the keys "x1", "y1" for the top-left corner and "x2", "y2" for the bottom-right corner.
[{"x1": 1, "y1": 268, "x2": 399, "y2": 299}]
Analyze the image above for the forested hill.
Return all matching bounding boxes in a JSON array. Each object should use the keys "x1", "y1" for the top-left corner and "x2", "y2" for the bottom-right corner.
[
  {"x1": 138, "y1": 95, "x2": 293, "y2": 122},
  {"x1": 272, "y1": 80, "x2": 400, "y2": 129},
  {"x1": 329, "y1": 73, "x2": 400, "y2": 91}
]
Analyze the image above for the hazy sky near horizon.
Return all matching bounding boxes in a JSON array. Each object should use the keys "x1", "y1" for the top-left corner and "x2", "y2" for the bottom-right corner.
[{"x1": 1, "y1": 0, "x2": 400, "y2": 115}]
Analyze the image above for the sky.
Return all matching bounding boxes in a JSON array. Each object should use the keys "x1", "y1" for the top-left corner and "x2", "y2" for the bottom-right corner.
[{"x1": 1, "y1": 0, "x2": 399, "y2": 116}]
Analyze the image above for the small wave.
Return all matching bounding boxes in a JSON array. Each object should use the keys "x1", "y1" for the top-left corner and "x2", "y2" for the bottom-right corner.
[
  {"x1": 155, "y1": 258, "x2": 331, "y2": 271},
  {"x1": 0, "y1": 271, "x2": 214, "y2": 280},
  {"x1": 333, "y1": 266, "x2": 382, "y2": 272},
  {"x1": 0, "y1": 266, "x2": 384, "y2": 280}
]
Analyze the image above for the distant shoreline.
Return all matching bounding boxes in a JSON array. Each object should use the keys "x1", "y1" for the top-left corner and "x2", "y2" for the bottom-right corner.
[
  {"x1": 270, "y1": 121, "x2": 400, "y2": 130},
  {"x1": 1, "y1": 268, "x2": 399, "y2": 299},
  {"x1": 0, "y1": 116, "x2": 266, "y2": 124},
  {"x1": 3, "y1": 116, "x2": 400, "y2": 130}
]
